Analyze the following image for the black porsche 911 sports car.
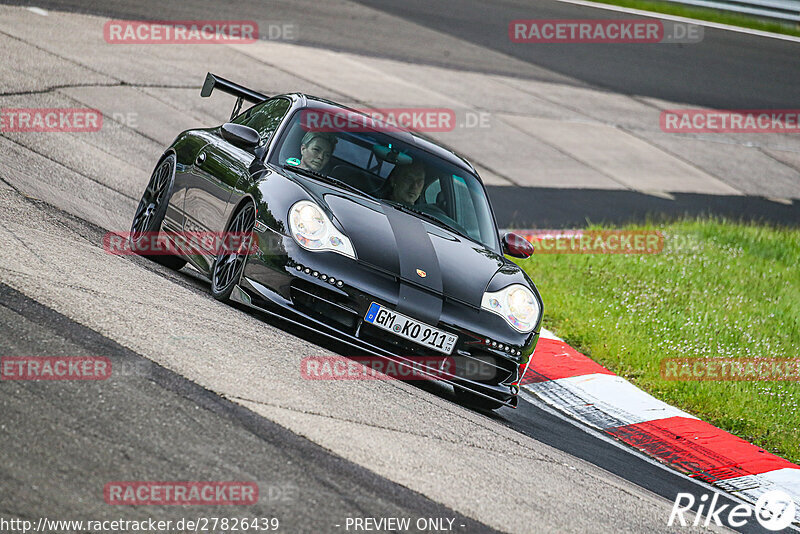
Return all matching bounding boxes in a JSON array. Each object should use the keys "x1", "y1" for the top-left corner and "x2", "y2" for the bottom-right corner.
[{"x1": 130, "y1": 72, "x2": 542, "y2": 410}]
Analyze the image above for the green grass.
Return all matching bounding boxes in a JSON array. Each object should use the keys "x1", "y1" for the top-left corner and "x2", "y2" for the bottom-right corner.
[
  {"x1": 586, "y1": 0, "x2": 800, "y2": 38},
  {"x1": 515, "y1": 219, "x2": 800, "y2": 463}
]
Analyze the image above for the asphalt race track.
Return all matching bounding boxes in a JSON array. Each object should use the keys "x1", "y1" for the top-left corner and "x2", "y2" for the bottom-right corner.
[
  {"x1": 0, "y1": 282, "x2": 496, "y2": 534},
  {"x1": 5, "y1": 0, "x2": 800, "y2": 226},
  {"x1": 0, "y1": 1, "x2": 798, "y2": 533},
  {"x1": 9, "y1": 0, "x2": 800, "y2": 109},
  {"x1": 352, "y1": 0, "x2": 800, "y2": 110},
  {"x1": 0, "y1": 163, "x2": 689, "y2": 533},
  {"x1": 0, "y1": 190, "x2": 761, "y2": 533}
]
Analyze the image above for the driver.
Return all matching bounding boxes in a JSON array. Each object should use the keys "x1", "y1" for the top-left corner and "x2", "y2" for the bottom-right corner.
[
  {"x1": 386, "y1": 161, "x2": 425, "y2": 205},
  {"x1": 299, "y1": 132, "x2": 337, "y2": 173}
]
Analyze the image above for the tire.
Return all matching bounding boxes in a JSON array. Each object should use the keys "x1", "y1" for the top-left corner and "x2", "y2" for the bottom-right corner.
[
  {"x1": 453, "y1": 386, "x2": 505, "y2": 411},
  {"x1": 210, "y1": 202, "x2": 256, "y2": 301},
  {"x1": 129, "y1": 154, "x2": 187, "y2": 270}
]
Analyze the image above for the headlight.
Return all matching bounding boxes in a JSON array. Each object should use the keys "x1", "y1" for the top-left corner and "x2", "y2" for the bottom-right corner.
[
  {"x1": 288, "y1": 200, "x2": 355, "y2": 259},
  {"x1": 481, "y1": 284, "x2": 539, "y2": 333}
]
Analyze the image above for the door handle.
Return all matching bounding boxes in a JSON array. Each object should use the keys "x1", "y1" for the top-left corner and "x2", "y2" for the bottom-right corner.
[{"x1": 195, "y1": 152, "x2": 206, "y2": 165}]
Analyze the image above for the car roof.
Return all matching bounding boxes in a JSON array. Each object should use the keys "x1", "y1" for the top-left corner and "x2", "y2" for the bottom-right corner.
[{"x1": 276, "y1": 93, "x2": 479, "y2": 178}]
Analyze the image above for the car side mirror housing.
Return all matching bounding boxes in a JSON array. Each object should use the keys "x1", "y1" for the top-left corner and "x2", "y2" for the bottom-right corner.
[
  {"x1": 502, "y1": 232, "x2": 534, "y2": 258},
  {"x1": 221, "y1": 123, "x2": 261, "y2": 150}
]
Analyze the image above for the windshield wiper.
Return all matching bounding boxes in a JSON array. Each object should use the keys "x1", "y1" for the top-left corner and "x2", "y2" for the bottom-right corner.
[
  {"x1": 281, "y1": 164, "x2": 375, "y2": 200},
  {"x1": 383, "y1": 200, "x2": 475, "y2": 242}
]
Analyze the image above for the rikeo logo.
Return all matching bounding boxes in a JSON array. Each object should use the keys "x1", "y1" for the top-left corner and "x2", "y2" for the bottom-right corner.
[{"x1": 669, "y1": 491, "x2": 796, "y2": 531}]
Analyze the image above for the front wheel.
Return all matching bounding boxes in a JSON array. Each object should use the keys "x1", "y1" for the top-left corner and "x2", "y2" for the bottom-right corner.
[
  {"x1": 211, "y1": 202, "x2": 256, "y2": 301},
  {"x1": 129, "y1": 154, "x2": 186, "y2": 270}
]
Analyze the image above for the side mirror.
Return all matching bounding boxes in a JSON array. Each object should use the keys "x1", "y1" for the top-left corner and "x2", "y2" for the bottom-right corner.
[
  {"x1": 502, "y1": 232, "x2": 534, "y2": 258},
  {"x1": 221, "y1": 123, "x2": 260, "y2": 150}
]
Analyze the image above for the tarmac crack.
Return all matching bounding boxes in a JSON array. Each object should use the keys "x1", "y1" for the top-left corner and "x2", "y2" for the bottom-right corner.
[
  {"x1": 0, "y1": 26, "x2": 120, "y2": 87},
  {"x1": 618, "y1": 124, "x2": 747, "y2": 196},
  {"x1": 0, "y1": 81, "x2": 200, "y2": 98},
  {"x1": 0, "y1": 192, "x2": 103, "y2": 254},
  {"x1": 0, "y1": 220, "x2": 46, "y2": 265},
  {"x1": 0, "y1": 134, "x2": 138, "y2": 202},
  {"x1": 758, "y1": 145, "x2": 800, "y2": 175}
]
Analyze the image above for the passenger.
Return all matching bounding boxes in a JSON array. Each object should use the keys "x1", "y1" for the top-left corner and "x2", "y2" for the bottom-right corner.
[
  {"x1": 386, "y1": 161, "x2": 425, "y2": 205},
  {"x1": 299, "y1": 132, "x2": 337, "y2": 173}
]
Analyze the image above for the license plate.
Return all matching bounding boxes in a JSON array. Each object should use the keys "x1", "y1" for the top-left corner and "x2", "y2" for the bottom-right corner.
[{"x1": 364, "y1": 302, "x2": 457, "y2": 355}]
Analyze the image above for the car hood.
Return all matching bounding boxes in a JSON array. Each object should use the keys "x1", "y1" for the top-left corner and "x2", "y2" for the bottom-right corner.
[{"x1": 323, "y1": 193, "x2": 506, "y2": 309}]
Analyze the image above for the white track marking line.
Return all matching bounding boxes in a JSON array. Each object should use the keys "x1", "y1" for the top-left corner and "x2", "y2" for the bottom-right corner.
[
  {"x1": 552, "y1": 0, "x2": 800, "y2": 43},
  {"x1": 519, "y1": 392, "x2": 777, "y2": 516},
  {"x1": 25, "y1": 7, "x2": 48, "y2": 16},
  {"x1": 526, "y1": 372, "x2": 697, "y2": 428}
]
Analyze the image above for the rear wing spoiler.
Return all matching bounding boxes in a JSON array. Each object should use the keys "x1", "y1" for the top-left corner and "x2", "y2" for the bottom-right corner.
[{"x1": 201, "y1": 72, "x2": 269, "y2": 120}]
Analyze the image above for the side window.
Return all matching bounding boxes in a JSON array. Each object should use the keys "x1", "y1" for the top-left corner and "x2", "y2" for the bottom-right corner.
[
  {"x1": 424, "y1": 180, "x2": 441, "y2": 204},
  {"x1": 452, "y1": 175, "x2": 480, "y2": 237},
  {"x1": 232, "y1": 98, "x2": 290, "y2": 141}
]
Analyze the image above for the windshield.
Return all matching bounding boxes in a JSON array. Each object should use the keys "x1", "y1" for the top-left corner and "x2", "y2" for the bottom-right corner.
[{"x1": 270, "y1": 108, "x2": 500, "y2": 251}]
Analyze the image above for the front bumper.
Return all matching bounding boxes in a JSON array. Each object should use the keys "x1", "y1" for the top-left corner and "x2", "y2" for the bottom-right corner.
[{"x1": 239, "y1": 229, "x2": 540, "y2": 408}]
